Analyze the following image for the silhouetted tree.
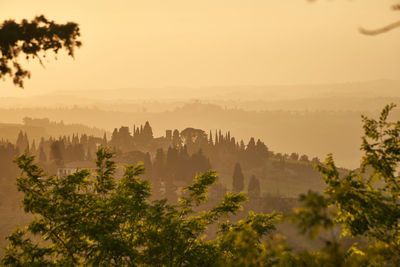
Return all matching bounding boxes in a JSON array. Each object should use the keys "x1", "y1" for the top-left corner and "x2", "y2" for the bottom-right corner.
[
  {"x1": 110, "y1": 126, "x2": 132, "y2": 152},
  {"x1": 246, "y1": 137, "x2": 256, "y2": 154},
  {"x1": 72, "y1": 144, "x2": 85, "y2": 161},
  {"x1": 300, "y1": 154, "x2": 309, "y2": 162},
  {"x1": 152, "y1": 148, "x2": 165, "y2": 182},
  {"x1": 38, "y1": 147, "x2": 47, "y2": 162},
  {"x1": 16, "y1": 131, "x2": 28, "y2": 153},
  {"x1": 0, "y1": 142, "x2": 18, "y2": 180},
  {"x1": 232, "y1": 162, "x2": 244, "y2": 193},
  {"x1": 30, "y1": 140, "x2": 36, "y2": 155},
  {"x1": 255, "y1": 139, "x2": 269, "y2": 158},
  {"x1": 239, "y1": 140, "x2": 245, "y2": 151},
  {"x1": 290, "y1": 152, "x2": 299, "y2": 161},
  {"x1": 143, "y1": 152, "x2": 152, "y2": 179},
  {"x1": 311, "y1": 157, "x2": 321, "y2": 165},
  {"x1": 180, "y1": 128, "x2": 208, "y2": 154},
  {"x1": 176, "y1": 145, "x2": 190, "y2": 183},
  {"x1": 50, "y1": 141, "x2": 64, "y2": 167},
  {"x1": 208, "y1": 130, "x2": 213, "y2": 146},
  {"x1": 0, "y1": 15, "x2": 81, "y2": 87},
  {"x1": 142, "y1": 121, "x2": 153, "y2": 142},
  {"x1": 166, "y1": 147, "x2": 179, "y2": 183},
  {"x1": 172, "y1": 129, "x2": 181, "y2": 148},
  {"x1": 190, "y1": 149, "x2": 212, "y2": 177}
]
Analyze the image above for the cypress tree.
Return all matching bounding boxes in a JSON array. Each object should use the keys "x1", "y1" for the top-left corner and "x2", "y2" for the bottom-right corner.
[{"x1": 232, "y1": 162, "x2": 244, "y2": 193}]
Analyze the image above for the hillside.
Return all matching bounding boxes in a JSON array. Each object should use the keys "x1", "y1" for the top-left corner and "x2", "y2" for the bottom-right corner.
[
  {"x1": 0, "y1": 104, "x2": 391, "y2": 168},
  {"x1": 0, "y1": 118, "x2": 107, "y2": 143}
]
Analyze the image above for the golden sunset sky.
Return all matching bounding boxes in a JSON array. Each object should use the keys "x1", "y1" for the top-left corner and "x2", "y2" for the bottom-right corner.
[{"x1": 0, "y1": 0, "x2": 399, "y2": 96}]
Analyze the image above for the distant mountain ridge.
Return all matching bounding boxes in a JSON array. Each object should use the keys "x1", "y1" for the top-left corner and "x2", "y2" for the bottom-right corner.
[
  {"x1": 0, "y1": 118, "x2": 107, "y2": 143},
  {"x1": 0, "y1": 80, "x2": 399, "y2": 112}
]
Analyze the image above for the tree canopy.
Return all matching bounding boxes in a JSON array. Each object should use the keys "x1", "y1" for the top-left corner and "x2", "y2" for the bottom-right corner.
[
  {"x1": 1, "y1": 147, "x2": 281, "y2": 266},
  {"x1": 0, "y1": 15, "x2": 81, "y2": 88}
]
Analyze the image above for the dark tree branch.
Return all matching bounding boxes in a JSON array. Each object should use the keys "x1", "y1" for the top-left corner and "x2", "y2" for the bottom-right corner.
[
  {"x1": 0, "y1": 15, "x2": 81, "y2": 88},
  {"x1": 359, "y1": 20, "x2": 400, "y2": 36}
]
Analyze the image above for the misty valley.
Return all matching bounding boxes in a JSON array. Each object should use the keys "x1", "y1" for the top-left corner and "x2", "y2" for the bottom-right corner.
[
  {"x1": 1, "y1": 104, "x2": 398, "y2": 265},
  {"x1": 0, "y1": 118, "x2": 324, "y2": 243},
  {"x1": 1, "y1": 0, "x2": 400, "y2": 265}
]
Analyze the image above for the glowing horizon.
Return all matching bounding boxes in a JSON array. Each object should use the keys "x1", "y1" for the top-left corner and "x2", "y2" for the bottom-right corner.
[{"x1": 1, "y1": 0, "x2": 399, "y2": 97}]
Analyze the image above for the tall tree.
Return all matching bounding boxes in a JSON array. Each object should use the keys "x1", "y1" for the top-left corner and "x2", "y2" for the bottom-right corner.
[
  {"x1": 152, "y1": 148, "x2": 165, "y2": 182},
  {"x1": 15, "y1": 131, "x2": 28, "y2": 153},
  {"x1": 247, "y1": 138, "x2": 256, "y2": 150},
  {"x1": 172, "y1": 129, "x2": 182, "y2": 148},
  {"x1": 50, "y1": 140, "x2": 64, "y2": 166},
  {"x1": 232, "y1": 162, "x2": 245, "y2": 193},
  {"x1": 142, "y1": 121, "x2": 153, "y2": 142}
]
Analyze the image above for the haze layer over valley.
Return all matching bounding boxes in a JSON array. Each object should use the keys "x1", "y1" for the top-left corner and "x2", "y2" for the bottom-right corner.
[{"x1": 1, "y1": 80, "x2": 399, "y2": 169}]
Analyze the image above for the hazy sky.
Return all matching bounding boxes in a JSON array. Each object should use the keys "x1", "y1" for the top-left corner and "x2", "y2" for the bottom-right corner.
[{"x1": 1, "y1": 0, "x2": 399, "y2": 96}]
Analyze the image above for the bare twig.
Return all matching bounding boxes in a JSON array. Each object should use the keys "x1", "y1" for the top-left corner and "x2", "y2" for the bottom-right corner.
[{"x1": 359, "y1": 20, "x2": 400, "y2": 35}]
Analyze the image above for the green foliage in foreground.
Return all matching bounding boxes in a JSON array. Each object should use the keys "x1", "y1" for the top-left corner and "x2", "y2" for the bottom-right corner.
[
  {"x1": 1, "y1": 148, "x2": 280, "y2": 266},
  {"x1": 2, "y1": 104, "x2": 400, "y2": 266}
]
